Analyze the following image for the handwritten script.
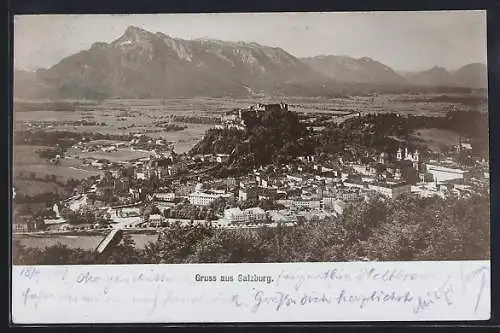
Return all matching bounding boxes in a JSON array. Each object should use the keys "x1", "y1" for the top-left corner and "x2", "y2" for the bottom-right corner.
[{"x1": 12, "y1": 261, "x2": 490, "y2": 323}]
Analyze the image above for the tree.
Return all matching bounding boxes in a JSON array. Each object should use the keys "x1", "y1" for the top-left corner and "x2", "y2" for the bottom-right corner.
[
  {"x1": 151, "y1": 205, "x2": 161, "y2": 215},
  {"x1": 456, "y1": 150, "x2": 475, "y2": 167},
  {"x1": 209, "y1": 196, "x2": 232, "y2": 215},
  {"x1": 34, "y1": 208, "x2": 56, "y2": 219}
]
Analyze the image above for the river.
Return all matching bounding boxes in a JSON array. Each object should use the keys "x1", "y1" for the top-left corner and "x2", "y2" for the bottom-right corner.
[{"x1": 14, "y1": 233, "x2": 160, "y2": 250}]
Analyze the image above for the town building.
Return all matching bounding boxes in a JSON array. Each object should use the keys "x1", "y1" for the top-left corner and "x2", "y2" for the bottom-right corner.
[
  {"x1": 277, "y1": 199, "x2": 321, "y2": 209},
  {"x1": 96, "y1": 182, "x2": 114, "y2": 198},
  {"x1": 13, "y1": 218, "x2": 41, "y2": 233},
  {"x1": 343, "y1": 179, "x2": 367, "y2": 189},
  {"x1": 239, "y1": 188, "x2": 258, "y2": 202},
  {"x1": 425, "y1": 164, "x2": 470, "y2": 183},
  {"x1": 338, "y1": 190, "x2": 362, "y2": 202},
  {"x1": 297, "y1": 155, "x2": 315, "y2": 163},
  {"x1": 367, "y1": 182, "x2": 412, "y2": 199},
  {"x1": 13, "y1": 221, "x2": 29, "y2": 232},
  {"x1": 188, "y1": 191, "x2": 233, "y2": 206},
  {"x1": 154, "y1": 192, "x2": 176, "y2": 202},
  {"x1": 223, "y1": 207, "x2": 267, "y2": 224},
  {"x1": 350, "y1": 164, "x2": 377, "y2": 177},
  {"x1": 321, "y1": 196, "x2": 336, "y2": 210},
  {"x1": 315, "y1": 171, "x2": 339, "y2": 184},
  {"x1": 216, "y1": 154, "x2": 230, "y2": 163},
  {"x1": 286, "y1": 174, "x2": 304, "y2": 183},
  {"x1": 293, "y1": 199, "x2": 321, "y2": 209},
  {"x1": 167, "y1": 165, "x2": 180, "y2": 176},
  {"x1": 333, "y1": 199, "x2": 346, "y2": 215},
  {"x1": 148, "y1": 214, "x2": 165, "y2": 227},
  {"x1": 226, "y1": 177, "x2": 237, "y2": 187},
  {"x1": 239, "y1": 179, "x2": 258, "y2": 189},
  {"x1": 221, "y1": 110, "x2": 242, "y2": 123},
  {"x1": 267, "y1": 210, "x2": 295, "y2": 223},
  {"x1": 114, "y1": 177, "x2": 130, "y2": 193}
]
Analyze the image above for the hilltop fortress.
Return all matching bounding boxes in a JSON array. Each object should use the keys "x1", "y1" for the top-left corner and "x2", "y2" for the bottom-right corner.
[{"x1": 219, "y1": 103, "x2": 289, "y2": 130}]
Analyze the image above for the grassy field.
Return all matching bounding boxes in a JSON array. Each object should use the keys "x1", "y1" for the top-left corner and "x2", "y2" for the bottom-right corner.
[
  {"x1": 78, "y1": 149, "x2": 151, "y2": 162},
  {"x1": 13, "y1": 145, "x2": 49, "y2": 165},
  {"x1": 14, "y1": 179, "x2": 66, "y2": 196},
  {"x1": 13, "y1": 144, "x2": 102, "y2": 181},
  {"x1": 13, "y1": 98, "x2": 217, "y2": 154},
  {"x1": 409, "y1": 128, "x2": 460, "y2": 152},
  {"x1": 14, "y1": 163, "x2": 101, "y2": 181}
]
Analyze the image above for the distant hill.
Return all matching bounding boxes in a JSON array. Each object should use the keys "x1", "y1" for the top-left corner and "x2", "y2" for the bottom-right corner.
[
  {"x1": 451, "y1": 63, "x2": 487, "y2": 89},
  {"x1": 396, "y1": 70, "x2": 417, "y2": 79},
  {"x1": 406, "y1": 66, "x2": 452, "y2": 86},
  {"x1": 13, "y1": 69, "x2": 58, "y2": 99},
  {"x1": 303, "y1": 55, "x2": 487, "y2": 89},
  {"x1": 405, "y1": 63, "x2": 487, "y2": 88},
  {"x1": 301, "y1": 55, "x2": 406, "y2": 85}
]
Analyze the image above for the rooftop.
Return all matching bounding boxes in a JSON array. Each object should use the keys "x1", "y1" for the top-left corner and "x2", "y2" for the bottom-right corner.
[{"x1": 370, "y1": 181, "x2": 410, "y2": 189}]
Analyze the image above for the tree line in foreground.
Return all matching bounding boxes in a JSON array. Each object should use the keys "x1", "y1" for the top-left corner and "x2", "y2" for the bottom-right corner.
[{"x1": 12, "y1": 193, "x2": 489, "y2": 265}]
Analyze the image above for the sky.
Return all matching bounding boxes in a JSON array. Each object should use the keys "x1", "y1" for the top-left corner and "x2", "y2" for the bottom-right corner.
[{"x1": 13, "y1": 11, "x2": 487, "y2": 72}]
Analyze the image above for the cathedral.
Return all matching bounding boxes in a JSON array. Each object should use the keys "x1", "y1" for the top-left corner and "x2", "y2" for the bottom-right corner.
[{"x1": 396, "y1": 147, "x2": 419, "y2": 169}]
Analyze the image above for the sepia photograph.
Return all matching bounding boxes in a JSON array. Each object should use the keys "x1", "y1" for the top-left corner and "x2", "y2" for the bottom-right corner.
[{"x1": 11, "y1": 11, "x2": 489, "y2": 267}]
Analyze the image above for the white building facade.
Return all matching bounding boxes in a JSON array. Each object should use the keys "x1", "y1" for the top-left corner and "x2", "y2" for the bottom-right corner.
[
  {"x1": 367, "y1": 183, "x2": 412, "y2": 199},
  {"x1": 425, "y1": 164, "x2": 469, "y2": 183},
  {"x1": 223, "y1": 207, "x2": 267, "y2": 224},
  {"x1": 188, "y1": 191, "x2": 232, "y2": 206}
]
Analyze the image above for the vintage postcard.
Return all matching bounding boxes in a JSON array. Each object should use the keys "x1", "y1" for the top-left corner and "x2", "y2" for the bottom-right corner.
[{"x1": 11, "y1": 11, "x2": 490, "y2": 323}]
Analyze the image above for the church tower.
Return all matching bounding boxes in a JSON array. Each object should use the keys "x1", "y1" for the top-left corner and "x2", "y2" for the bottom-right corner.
[
  {"x1": 396, "y1": 148, "x2": 402, "y2": 161},
  {"x1": 379, "y1": 152, "x2": 387, "y2": 164},
  {"x1": 413, "y1": 149, "x2": 420, "y2": 170}
]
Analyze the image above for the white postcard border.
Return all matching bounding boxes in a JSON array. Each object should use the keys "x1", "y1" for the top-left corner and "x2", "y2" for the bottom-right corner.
[{"x1": 11, "y1": 260, "x2": 490, "y2": 324}]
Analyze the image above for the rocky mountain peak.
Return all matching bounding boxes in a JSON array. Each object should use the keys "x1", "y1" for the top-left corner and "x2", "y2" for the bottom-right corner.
[
  {"x1": 301, "y1": 55, "x2": 405, "y2": 84},
  {"x1": 429, "y1": 66, "x2": 448, "y2": 72},
  {"x1": 124, "y1": 26, "x2": 152, "y2": 37},
  {"x1": 112, "y1": 26, "x2": 156, "y2": 46}
]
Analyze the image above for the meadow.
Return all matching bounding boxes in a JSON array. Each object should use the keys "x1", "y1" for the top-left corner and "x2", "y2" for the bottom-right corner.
[
  {"x1": 78, "y1": 149, "x2": 151, "y2": 162},
  {"x1": 409, "y1": 128, "x2": 461, "y2": 152},
  {"x1": 15, "y1": 163, "x2": 101, "y2": 181},
  {"x1": 13, "y1": 145, "x2": 49, "y2": 165},
  {"x1": 13, "y1": 144, "x2": 101, "y2": 199},
  {"x1": 14, "y1": 179, "x2": 66, "y2": 196}
]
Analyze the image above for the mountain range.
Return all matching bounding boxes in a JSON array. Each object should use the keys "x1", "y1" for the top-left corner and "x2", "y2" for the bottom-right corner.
[
  {"x1": 13, "y1": 26, "x2": 487, "y2": 99},
  {"x1": 397, "y1": 64, "x2": 487, "y2": 88}
]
